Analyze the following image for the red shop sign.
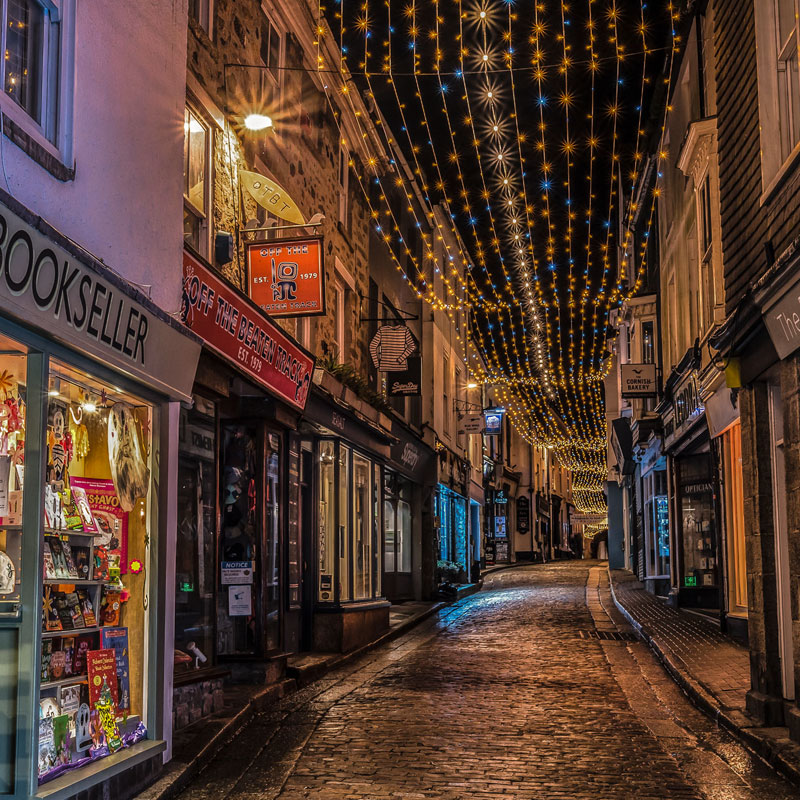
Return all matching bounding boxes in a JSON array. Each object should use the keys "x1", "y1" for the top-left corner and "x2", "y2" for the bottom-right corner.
[
  {"x1": 247, "y1": 237, "x2": 325, "y2": 318},
  {"x1": 182, "y1": 249, "x2": 315, "y2": 411}
]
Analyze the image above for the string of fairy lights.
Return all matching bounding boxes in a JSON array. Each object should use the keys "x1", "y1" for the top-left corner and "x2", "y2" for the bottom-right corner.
[{"x1": 310, "y1": 0, "x2": 680, "y2": 516}]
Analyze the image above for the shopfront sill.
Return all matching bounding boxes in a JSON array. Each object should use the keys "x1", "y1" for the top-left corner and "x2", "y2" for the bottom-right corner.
[
  {"x1": 37, "y1": 739, "x2": 166, "y2": 800},
  {"x1": 315, "y1": 599, "x2": 391, "y2": 613}
]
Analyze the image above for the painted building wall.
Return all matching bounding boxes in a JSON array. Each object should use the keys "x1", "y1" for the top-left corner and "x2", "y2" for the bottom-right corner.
[{"x1": 1, "y1": 0, "x2": 190, "y2": 316}]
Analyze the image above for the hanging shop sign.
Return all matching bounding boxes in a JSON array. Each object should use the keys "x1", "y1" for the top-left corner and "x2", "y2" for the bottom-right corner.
[
  {"x1": 370, "y1": 325, "x2": 418, "y2": 371},
  {"x1": 484, "y1": 407, "x2": 505, "y2": 435},
  {"x1": 247, "y1": 237, "x2": 325, "y2": 318},
  {"x1": 460, "y1": 411, "x2": 485, "y2": 435},
  {"x1": 536, "y1": 492, "x2": 550, "y2": 517},
  {"x1": 620, "y1": 363, "x2": 658, "y2": 397},
  {"x1": 517, "y1": 496, "x2": 530, "y2": 532},
  {"x1": 494, "y1": 490, "x2": 508, "y2": 504},
  {"x1": 240, "y1": 170, "x2": 305, "y2": 225},
  {"x1": 389, "y1": 420, "x2": 434, "y2": 480},
  {"x1": 0, "y1": 200, "x2": 200, "y2": 402},
  {"x1": 706, "y1": 386, "x2": 739, "y2": 438},
  {"x1": 182, "y1": 249, "x2": 315, "y2": 411},
  {"x1": 387, "y1": 355, "x2": 421, "y2": 396}
]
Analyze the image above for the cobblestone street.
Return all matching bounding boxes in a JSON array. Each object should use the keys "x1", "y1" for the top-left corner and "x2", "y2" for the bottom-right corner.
[{"x1": 168, "y1": 563, "x2": 800, "y2": 800}]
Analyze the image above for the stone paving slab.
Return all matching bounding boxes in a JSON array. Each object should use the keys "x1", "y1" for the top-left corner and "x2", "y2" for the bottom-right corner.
[
  {"x1": 155, "y1": 562, "x2": 800, "y2": 800},
  {"x1": 609, "y1": 566, "x2": 800, "y2": 787}
]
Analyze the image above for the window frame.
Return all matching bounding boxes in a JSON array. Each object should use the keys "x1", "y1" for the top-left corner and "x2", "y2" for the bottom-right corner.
[
  {"x1": 755, "y1": 0, "x2": 800, "y2": 198},
  {"x1": 338, "y1": 145, "x2": 351, "y2": 230},
  {"x1": 0, "y1": 0, "x2": 75, "y2": 167},
  {"x1": 189, "y1": 0, "x2": 214, "y2": 38},
  {"x1": 183, "y1": 102, "x2": 212, "y2": 258},
  {"x1": 259, "y1": 4, "x2": 283, "y2": 96}
]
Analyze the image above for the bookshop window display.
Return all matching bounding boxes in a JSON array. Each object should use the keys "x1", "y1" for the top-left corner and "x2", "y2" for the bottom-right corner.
[{"x1": 38, "y1": 361, "x2": 156, "y2": 784}]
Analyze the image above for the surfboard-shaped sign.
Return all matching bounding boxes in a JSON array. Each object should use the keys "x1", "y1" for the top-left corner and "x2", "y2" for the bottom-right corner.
[{"x1": 240, "y1": 170, "x2": 306, "y2": 225}]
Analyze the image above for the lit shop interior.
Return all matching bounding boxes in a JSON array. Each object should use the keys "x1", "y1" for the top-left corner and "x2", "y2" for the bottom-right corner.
[{"x1": 0, "y1": 331, "x2": 160, "y2": 790}]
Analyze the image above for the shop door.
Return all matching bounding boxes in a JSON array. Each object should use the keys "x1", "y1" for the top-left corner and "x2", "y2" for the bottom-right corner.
[
  {"x1": 217, "y1": 422, "x2": 282, "y2": 658},
  {"x1": 300, "y1": 447, "x2": 315, "y2": 651},
  {"x1": 383, "y1": 471, "x2": 413, "y2": 601}
]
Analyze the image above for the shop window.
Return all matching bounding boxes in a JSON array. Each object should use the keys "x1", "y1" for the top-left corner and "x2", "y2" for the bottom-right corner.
[
  {"x1": 644, "y1": 470, "x2": 669, "y2": 578},
  {"x1": 183, "y1": 105, "x2": 210, "y2": 257},
  {"x1": 353, "y1": 453, "x2": 372, "y2": 599},
  {"x1": 264, "y1": 432, "x2": 281, "y2": 649},
  {"x1": 317, "y1": 441, "x2": 382, "y2": 604},
  {"x1": 384, "y1": 472, "x2": 412, "y2": 574},
  {"x1": 318, "y1": 441, "x2": 336, "y2": 602},
  {"x1": 38, "y1": 359, "x2": 156, "y2": 784},
  {"x1": 175, "y1": 398, "x2": 216, "y2": 672},
  {"x1": 676, "y1": 454, "x2": 718, "y2": 589},
  {"x1": 338, "y1": 444, "x2": 350, "y2": 601},
  {"x1": 436, "y1": 486, "x2": 468, "y2": 574},
  {"x1": 0, "y1": 333, "x2": 27, "y2": 607}
]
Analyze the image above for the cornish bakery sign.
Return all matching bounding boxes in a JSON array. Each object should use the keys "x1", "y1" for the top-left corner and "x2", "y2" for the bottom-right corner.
[
  {"x1": 0, "y1": 202, "x2": 200, "y2": 402},
  {"x1": 182, "y1": 249, "x2": 315, "y2": 411}
]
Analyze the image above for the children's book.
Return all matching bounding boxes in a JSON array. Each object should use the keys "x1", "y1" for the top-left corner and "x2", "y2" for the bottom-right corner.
[{"x1": 101, "y1": 627, "x2": 130, "y2": 712}]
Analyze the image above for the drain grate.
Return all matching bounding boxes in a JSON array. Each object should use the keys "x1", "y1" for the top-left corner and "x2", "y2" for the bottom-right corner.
[{"x1": 578, "y1": 629, "x2": 638, "y2": 642}]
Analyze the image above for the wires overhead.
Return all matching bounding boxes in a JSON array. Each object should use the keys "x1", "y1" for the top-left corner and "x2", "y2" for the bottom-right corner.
[{"x1": 320, "y1": 0, "x2": 679, "y2": 513}]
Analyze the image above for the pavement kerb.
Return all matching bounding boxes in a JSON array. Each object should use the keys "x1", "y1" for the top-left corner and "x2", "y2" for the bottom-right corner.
[
  {"x1": 142, "y1": 586, "x2": 486, "y2": 800},
  {"x1": 607, "y1": 568, "x2": 800, "y2": 789}
]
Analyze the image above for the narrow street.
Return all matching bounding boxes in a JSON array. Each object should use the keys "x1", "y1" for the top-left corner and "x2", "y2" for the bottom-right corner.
[{"x1": 170, "y1": 563, "x2": 799, "y2": 800}]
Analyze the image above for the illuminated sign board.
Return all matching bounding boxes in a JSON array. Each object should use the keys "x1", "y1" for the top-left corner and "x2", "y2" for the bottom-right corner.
[{"x1": 247, "y1": 237, "x2": 325, "y2": 318}]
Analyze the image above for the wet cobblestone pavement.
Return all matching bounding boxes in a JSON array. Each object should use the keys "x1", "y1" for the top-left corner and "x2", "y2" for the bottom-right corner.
[{"x1": 169, "y1": 562, "x2": 800, "y2": 800}]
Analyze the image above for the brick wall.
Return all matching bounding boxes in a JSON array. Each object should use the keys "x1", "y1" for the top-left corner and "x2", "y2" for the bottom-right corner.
[{"x1": 187, "y1": 0, "x2": 373, "y2": 378}]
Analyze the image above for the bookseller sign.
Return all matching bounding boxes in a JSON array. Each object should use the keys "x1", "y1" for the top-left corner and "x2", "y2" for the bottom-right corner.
[
  {"x1": 0, "y1": 200, "x2": 200, "y2": 402},
  {"x1": 182, "y1": 249, "x2": 315, "y2": 411}
]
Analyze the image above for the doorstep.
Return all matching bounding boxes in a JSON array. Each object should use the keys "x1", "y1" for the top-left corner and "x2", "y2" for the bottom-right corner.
[{"x1": 608, "y1": 567, "x2": 800, "y2": 789}]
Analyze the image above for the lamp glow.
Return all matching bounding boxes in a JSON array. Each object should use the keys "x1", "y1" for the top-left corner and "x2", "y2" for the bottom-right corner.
[{"x1": 244, "y1": 113, "x2": 273, "y2": 131}]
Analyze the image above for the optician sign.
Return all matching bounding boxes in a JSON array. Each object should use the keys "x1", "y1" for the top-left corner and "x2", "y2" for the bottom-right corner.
[
  {"x1": 0, "y1": 201, "x2": 200, "y2": 402},
  {"x1": 182, "y1": 249, "x2": 315, "y2": 411},
  {"x1": 247, "y1": 237, "x2": 325, "y2": 318},
  {"x1": 620, "y1": 363, "x2": 658, "y2": 397}
]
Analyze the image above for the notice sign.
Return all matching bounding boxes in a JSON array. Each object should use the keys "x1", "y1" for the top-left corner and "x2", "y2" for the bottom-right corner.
[
  {"x1": 228, "y1": 585, "x2": 252, "y2": 616},
  {"x1": 247, "y1": 238, "x2": 325, "y2": 318},
  {"x1": 182, "y1": 250, "x2": 315, "y2": 411},
  {"x1": 221, "y1": 561, "x2": 254, "y2": 585},
  {"x1": 621, "y1": 363, "x2": 658, "y2": 397}
]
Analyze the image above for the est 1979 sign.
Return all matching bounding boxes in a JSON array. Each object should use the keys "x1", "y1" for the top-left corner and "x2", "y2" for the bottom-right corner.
[{"x1": 247, "y1": 237, "x2": 325, "y2": 318}]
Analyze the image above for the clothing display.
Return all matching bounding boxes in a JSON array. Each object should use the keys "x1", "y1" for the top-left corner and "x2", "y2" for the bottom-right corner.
[{"x1": 369, "y1": 325, "x2": 417, "y2": 371}]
